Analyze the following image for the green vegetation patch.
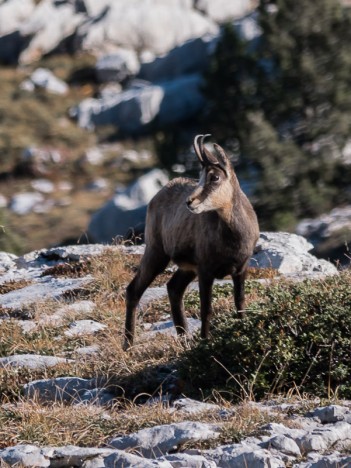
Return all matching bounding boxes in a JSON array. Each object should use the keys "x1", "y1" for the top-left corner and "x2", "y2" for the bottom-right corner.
[{"x1": 180, "y1": 271, "x2": 351, "y2": 401}]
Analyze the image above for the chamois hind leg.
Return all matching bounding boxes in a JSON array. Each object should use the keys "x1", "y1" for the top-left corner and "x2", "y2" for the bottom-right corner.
[
  {"x1": 198, "y1": 271, "x2": 214, "y2": 338},
  {"x1": 167, "y1": 269, "x2": 196, "y2": 335},
  {"x1": 124, "y1": 248, "x2": 169, "y2": 349},
  {"x1": 232, "y1": 262, "x2": 248, "y2": 316}
]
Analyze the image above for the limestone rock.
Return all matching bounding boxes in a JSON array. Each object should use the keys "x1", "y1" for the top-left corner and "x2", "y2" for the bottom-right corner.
[
  {"x1": 197, "y1": 0, "x2": 253, "y2": 23},
  {"x1": 10, "y1": 192, "x2": 44, "y2": 215},
  {"x1": 64, "y1": 319, "x2": 107, "y2": 337},
  {"x1": 204, "y1": 444, "x2": 285, "y2": 468},
  {"x1": 138, "y1": 35, "x2": 217, "y2": 83},
  {"x1": 73, "y1": 74, "x2": 205, "y2": 133},
  {"x1": 109, "y1": 421, "x2": 221, "y2": 458},
  {"x1": 96, "y1": 49, "x2": 140, "y2": 83},
  {"x1": 18, "y1": 0, "x2": 84, "y2": 64},
  {"x1": 0, "y1": 354, "x2": 74, "y2": 370},
  {"x1": 308, "y1": 405, "x2": 351, "y2": 424},
  {"x1": 162, "y1": 453, "x2": 216, "y2": 467},
  {"x1": 75, "y1": 1, "x2": 218, "y2": 57},
  {"x1": 250, "y1": 232, "x2": 337, "y2": 276},
  {"x1": 88, "y1": 169, "x2": 168, "y2": 243},
  {"x1": 21, "y1": 68, "x2": 68, "y2": 94},
  {"x1": 0, "y1": 276, "x2": 92, "y2": 310},
  {"x1": 23, "y1": 376, "x2": 96, "y2": 402}
]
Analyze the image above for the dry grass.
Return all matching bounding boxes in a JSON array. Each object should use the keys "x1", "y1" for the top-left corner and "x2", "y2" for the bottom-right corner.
[
  {"x1": 0, "y1": 248, "x2": 327, "y2": 451},
  {"x1": 0, "y1": 280, "x2": 33, "y2": 295},
  {"x1": 0, "y1": 398, "x2": 284, "y2": 449}
]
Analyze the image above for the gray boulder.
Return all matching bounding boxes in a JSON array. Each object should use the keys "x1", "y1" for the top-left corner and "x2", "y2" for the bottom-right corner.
[
  {"x1": 0, "y1": 0, "x2": 34, "y2": 36},
  {"x1": 64, "y1": 319, "x2": 107, "y2": 337},
  {"x1": 250, "y1": 232, "x2": 338, "y2": 276},
  {"x1": 0, "y1": 276, "x2": 92, "y2": 310},
  {"x1": 88, "y1": 169, "x2": 168, "y2": 243},
  {"x1": 109, "y1": 421, "x2": 221, "y2": 458},
  {"x1": 0, "y1": 354, "x2": 74, "y2": 370},
  {"x1": 96, "y1": 48, "x2": 140, "y2": 83},
  {"x1": 75, "y1": 0, "x2": 218, "y2": 56},
  {"x1": 197, "y1": 0, "x2": 253, "y2": 23},
  {"x1": 204, "y1": 444, "x2": 285, "y2": 468},
  {"x1": 162, "y1": 453, "x2": 216, "y2": 467},
  {"x1": 0, "y1": 444, "x2": 172, "y2": 468},
  {"x1": 138, "y1": 35, "x2": 217, "y2": 82},
  {"x1": 23, "y1": 376, "x2": 96, "y2": 402},
  {"x1": 21, "y1": 68, "x2": 68, "y2": 94},
  {"x1": 73, "y1": 74, "x2": 205, "y2": 133},
  {"x1": 9, "y1": 192, "x2": 44, "y2": 215},
  {"x1": 18, "y1": 0, "x2": 84, "y2": 64}
]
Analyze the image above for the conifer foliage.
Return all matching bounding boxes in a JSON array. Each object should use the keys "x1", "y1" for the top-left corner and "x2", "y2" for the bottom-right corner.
[{"x1": 204, "y1": 0, "x2": 351, "y2": 229}]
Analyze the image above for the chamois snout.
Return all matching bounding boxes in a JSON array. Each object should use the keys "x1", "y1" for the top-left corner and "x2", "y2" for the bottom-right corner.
[{"x1": 186, "y1": 194, "x2": 203, "y2": 214}]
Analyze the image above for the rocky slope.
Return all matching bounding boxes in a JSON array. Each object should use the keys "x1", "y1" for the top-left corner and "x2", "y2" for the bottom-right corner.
[{"x1": 1, "y1": 234, "x2": 350, "y2": 467}]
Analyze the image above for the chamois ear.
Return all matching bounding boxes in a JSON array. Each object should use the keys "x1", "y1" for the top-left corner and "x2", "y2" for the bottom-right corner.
[{"x1": 213, "y1": 143, "x2": 231, "y2": 172}]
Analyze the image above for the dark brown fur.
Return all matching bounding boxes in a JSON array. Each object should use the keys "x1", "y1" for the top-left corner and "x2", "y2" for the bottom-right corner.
[{"x1": 124, "y1": 135, "x2": 259, "y2": 349}]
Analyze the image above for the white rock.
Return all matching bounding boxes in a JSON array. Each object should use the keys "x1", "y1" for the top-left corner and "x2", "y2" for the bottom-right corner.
[
  {"x1": 0, "y1": 445, "x2": 49, "y2": 468},
  {"x1": 26, "y1": 68, "x2": 68, "y2": 94},
  {"x1": 64, "y1": 319, "x2": 107, "y2": 337},
  {"x1": 0, "y1": 276, "x2": 92, "y2": 310},
  {"x1": 74, "y1": 345, "x2": 100, "y2": 357},
  {"x1": 297, "y1": 206, "x2": 351, "y2": 238},
  {"x1": 76, "y1": 0, "x2": 218, "y2": 56},
  {"x1": 197, "y1": 0, "x2": 253, "y2": 23},
  {"x1": 299, "y1": 453, "x2": 351, "y2": 467},
  {"x1": 0, "y1": 0, "x2": 34, "y2": 36},
  {"x1": 19, "y1": 0, "x2": 84, "y2": 64},
  {"x1": 144, "y1": 318, "x2": 201, "y2": 337},
  {"x1": 204, "y1": 444, "x2": 285, "y2": 468},
  {"x1": 23, "y1": 376, "x2": 96, "y2": 402},
  {"x1": 0, "y1": 444, "x2": 171, "y2": 468},
  {"x1": 10, "y1": 192, "x2": 44, "y2": 215},
  {"x1": 73, "y1": 74, "x2": 204, "y2": 132},
  {"x1": 139, "y1": 35, "x2": 217, "y2": 82},
  {"x1": 296, "y1": 422, "x2": 351, "y2": 454},
  {"x1": 39, "y1": 300, "x2": 96, "y2": 326},
  {"x1": 309, "y1": 405, "x2": 350, "y2": 424},
  {"x1": 88, "y1": 169, "x2": 168, "y2": 242},
  {"x1": 162, "y1": 453, "x2": 216, "y2": 467},
  {"x1": 250, "y1": 232, "x2": 338, "y2": 276},
  {"x1": 0, "y1": 251, "x2": 17, "y2": 271},
  {"x1": 86, "y1": 178, "x2": 109, "y2": 192},
  {"x1": 31, "y1": 178, "x2": 55, "y2": 193},
  {"x1": 269, "y1": 434, "x2": 301, "y2": 457},
  {"x1": 109, "y1": 421, "x2": 221, "y2": 458},
  {"x1": 96, "y1": 49, "x2": 140, "y2": 83},
  {"x1": 0, "y1": 354, "x2": 73, "y2": 370},
  {"x1": 172, "y1": 398, "x2": 220, "y2": 415}
]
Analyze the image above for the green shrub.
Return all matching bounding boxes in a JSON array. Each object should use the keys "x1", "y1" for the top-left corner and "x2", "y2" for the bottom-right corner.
[{"x1": 180, "y1": 271, "x2": 351, "y2": 401}]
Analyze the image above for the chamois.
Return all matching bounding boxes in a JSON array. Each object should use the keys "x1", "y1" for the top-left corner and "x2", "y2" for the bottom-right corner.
[{"x1": 124, "y1": 134, "x2": 259, "y2": 349}]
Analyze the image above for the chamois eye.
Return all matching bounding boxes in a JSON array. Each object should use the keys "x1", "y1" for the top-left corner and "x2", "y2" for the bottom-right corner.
[{"x1": 209, "y1": 173, "x2": 220, "y2": 182}]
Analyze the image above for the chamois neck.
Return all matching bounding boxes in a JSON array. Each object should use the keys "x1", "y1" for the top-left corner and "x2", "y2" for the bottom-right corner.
[{"x1": 217, "y1": 173, "x2": 241, "y2": 226}]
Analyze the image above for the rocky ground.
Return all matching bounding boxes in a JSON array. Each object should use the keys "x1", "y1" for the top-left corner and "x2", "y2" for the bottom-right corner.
[{"x1": 1, "y1": 233, "x2": 350, "y2": 467}]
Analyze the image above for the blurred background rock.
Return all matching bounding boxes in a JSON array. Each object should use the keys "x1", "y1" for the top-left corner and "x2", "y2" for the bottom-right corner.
[{"x1": 0, "y1": 0, "x2": 350, "y2": 265}]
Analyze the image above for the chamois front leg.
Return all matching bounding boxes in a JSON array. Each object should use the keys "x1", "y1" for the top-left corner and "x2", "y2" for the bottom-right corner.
[
  {"x1": 198, "y1": 271, "x2": 214, "y2": 338},
  {"x1": 232, "y1": 263, "x2": 248, "y2": 316},
  {"x1": 167, "y1": 269, "x2": 196, "y2": 335},
  {"x1": 124, "y1": 249, "x2": 169, "y2": 350}
]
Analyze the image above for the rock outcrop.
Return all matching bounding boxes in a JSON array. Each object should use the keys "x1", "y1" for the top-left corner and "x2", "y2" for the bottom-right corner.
[{"x1": 0, "y1": 239, "x2": 347, "y2": 467}]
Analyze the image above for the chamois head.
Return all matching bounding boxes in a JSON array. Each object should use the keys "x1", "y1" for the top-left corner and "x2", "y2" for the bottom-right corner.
[{"x1": 186, "y1": 134, "x2": 237, "y2": 214}]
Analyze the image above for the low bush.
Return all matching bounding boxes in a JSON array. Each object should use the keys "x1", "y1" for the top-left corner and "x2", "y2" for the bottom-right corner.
[{"x1": 180, "y1": 271, "x2": 351, "y2": 401}]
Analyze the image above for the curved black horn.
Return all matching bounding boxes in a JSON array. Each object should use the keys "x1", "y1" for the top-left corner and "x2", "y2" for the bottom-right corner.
[{"x1": 193, "y1": 134, "x2": 205, "y2": 162}]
